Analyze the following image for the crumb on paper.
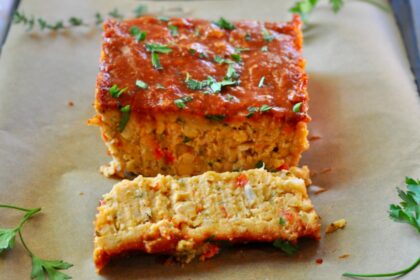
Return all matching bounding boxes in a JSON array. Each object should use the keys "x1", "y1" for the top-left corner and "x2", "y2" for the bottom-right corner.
[
  {"x1": 79, "y1": 192, "x2": 84, "y2": 196},
  {"x1": 308, "y1": 135, "x2": 322, "y2": 141},
  {"x1": 67, "y1": 101, "x2": 74, "y2": 107},
  {"x1": 309, "y1": 185, "x2": 327, "y2": 195},
  {"x1": 326, "y1": 219, "x2": 347, "y2": 234},
  {"x1": 339, "y1": 254, "x2": 350, "y2": 259},
  {"x1": 315, "y1": 258, "x2": 323, "y2": 264}
]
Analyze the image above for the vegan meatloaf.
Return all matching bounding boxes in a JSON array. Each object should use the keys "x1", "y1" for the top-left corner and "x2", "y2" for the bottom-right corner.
[
  {"x1": 92, "y1": 15, "x2": 310, "y2": 178},
  {"x1": 94, "y1": 167, "x2": 320, "y2": 271}
]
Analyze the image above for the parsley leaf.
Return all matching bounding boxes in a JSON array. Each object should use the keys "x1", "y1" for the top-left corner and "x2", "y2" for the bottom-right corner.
[
  {"x1": 231, "y1": 53, "x2": 241, "y2": 62},
  {"x1": 234, "y1": 47, "x2": 250, "y2": 53},
  {"x1": 168, "y1": 25, "x2": 179, "y2": 37},
  {"x1": 330, "y1": 0, "x2": 344, "y2": 13},
  {"x1": 261, "y1": 46, "x2": 268, "y2": 52},
  {"x1": 68, "y1": 17, "x2": 84, "y2": 27},
  {"x1": 95, "y1": 13, "x2": 103, "y2": 26},
  {"x1": 119, "y1": 105, "x2": 131, "y2": 132},
  {"x1": 157, "y1": 16, "x2": 170, "y2": 22},
  {"x1": 135, "y1": 80, "x2": 148, "y2": 89},
  {"x1": 260, "y1": 105, "x2": 272, "y2": 112},
  {"x1": 174, "y1": 96, "x2": 193, "y2": 109},
  {"x1": 262, "y1": 28, "x2": 274, "y2": 42},
  {"x1": 0, "y1": 228, "x2": 17, "y2": 253},
  {"x1": 185, "y1": 73, "x2": 237, "y2": 94},
  {"x1": 292, "y1": 102, "x2": 303, "y2": 113},
  {"x1": 279, "y1": 217, "x2": 286, "y2": 226},
  {"x1": 130, "y1": 26, "x2": 146, "y2": 42},
  {"x1": 214, "y1": 17, "x2": 235, "y2": 30},
  {"x1": 289, "y1": 0, "x2": 318, "y2": 22},
  {"x1": 258, "y1": 77, "x2": 265, "y2": 88},
  {"x1": 389, "y1": 177, "x2": 420, "y2": 233},
  {"x1": 246, "y1": 106, "x2": 259, "y2": 118},
  {"x1": 31, "y1": 256, "x2": 73, "y2": 280},
  {"x1": 245, "y1": 32, "x2": 252, "y2": 41},
  {"x1": 205, "y1": 114, "x2": 226, "y2": 121},
  {"x1": 109, "y1": 84, "x2": 127, "y2": 98},
  {"x1": 273, "y1": 239, "x2": 298, "y2": 255},
  {"x1": 145, "y1": 44, "x2": 172, "y2": 70}
]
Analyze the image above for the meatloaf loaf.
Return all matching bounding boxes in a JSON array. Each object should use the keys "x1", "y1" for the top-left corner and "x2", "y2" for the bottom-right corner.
[
  {"x1": 91, "y1": 15, "x2": 310, "y2": 178},
  {"x1": 94, "y1": 167, "x2": 320, "y2": 271}
]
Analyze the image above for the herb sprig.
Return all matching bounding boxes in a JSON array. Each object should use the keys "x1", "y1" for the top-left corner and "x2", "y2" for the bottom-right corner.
[
  {"x1": 0, "y1": 204, "x2": 73, "y2": 279},
  {"x1": 145, "y1": 43, "x2": 172, "y2": 70},
  {"x1": 343, "y1": 177, "x2": 420, "y2": 278}
]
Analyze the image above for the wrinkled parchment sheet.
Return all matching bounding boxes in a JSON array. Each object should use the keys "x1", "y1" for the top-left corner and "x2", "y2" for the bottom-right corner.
[{"x1": 0, "y1": 0, "x2": 419, "y2": 279}]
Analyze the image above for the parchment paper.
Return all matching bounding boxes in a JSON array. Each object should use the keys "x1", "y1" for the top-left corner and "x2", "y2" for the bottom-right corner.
[{"x1": 0, "y1": 0, "x2": 419, "y2": 279}]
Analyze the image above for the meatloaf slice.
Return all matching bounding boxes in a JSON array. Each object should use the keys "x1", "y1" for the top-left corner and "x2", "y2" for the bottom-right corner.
[
  {"x1": 92, "y1": 15, "x2": 309, "y2": 177},
  {"x1": 94, "y1": 167, "x2": 320, "y2": 271}
]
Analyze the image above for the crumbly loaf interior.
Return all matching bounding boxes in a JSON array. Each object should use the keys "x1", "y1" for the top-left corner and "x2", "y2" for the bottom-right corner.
[
  {"x1": 96, "y1": 111, "x2": 308, "y2": 178},
  {"x1": 94, "y1": 167, "x2": 320, "y2": 270}
]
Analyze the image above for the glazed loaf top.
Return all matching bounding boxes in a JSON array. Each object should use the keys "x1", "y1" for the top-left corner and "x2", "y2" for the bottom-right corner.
[{"x1": 96, "y1": 15, "x2": 309, "y2": 124}]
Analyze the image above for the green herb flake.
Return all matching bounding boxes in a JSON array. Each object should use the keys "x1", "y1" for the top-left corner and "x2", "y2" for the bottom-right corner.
[
  {"x1": 146, "y1": 44, "x2": 172, "y2": 70},
  {"x1": 231, "y1": 53, "x2": 241, "y2": 62},
  {"x1": 235, "y1": 47, "x2": 250, "y2": 53},
  {"x1": 199, "y1": 52, "x2": 208, "y2": 59},
  {"x1": 225, "y1": 94, "x2": 235, "y2": 101},
  {"x1": 189, "y1": 48, "x2": 197, "y2": 55},
  {"x1": 225, "y1": 63, "x2": 238, "y2": 80},
  {"x1": 135, "y1": 80, "x2": 148, "y2": 89},
  {"x1": 260, "y1": 104, "x2": 272, "y2": 113},
  {"x1": 330, "y1": 0, "x2": 344, "y2": 13},
  {"x1": 261, "y1": 46, "x2": 268, "y2": 52},
  {"x1": 214, "y1": 17, "x2": 235, "y2": 30},
  {"x1": 168, "y1": 25, "x2": 179, "y2": 37},
  {"x1": 262, "y1": 28, "x2": 274, "y2": 42},
  {"x1": 214, "y1": 55, "x2": 225, "y2": 64},
  {"x1": 183, "y1": 136, "x2": 192, "y2": 143},
  {"x1": 289, "y1": 0, "x2": 318, "y2": 22},
  {"x1": 194, "y1": 27, "x2": 201, "y2": 36},
  {"x1": 185, "y1": 73, "x2": 208, "y2": 90},
  {"x1": 174, "y1": 96, "x2": 193, "y2": 109},
  {"x1": 292, "y1": 102, "x2": 303, "y2": 113},
  {"x1": 279, "y1": 217, "x2": 286, "y2": 226},
  {"x1": 245, "y1": 32, "x2": 252, "y2": 41},
  {"x1": 273, "y1": 239, "x2": 298, "y2": 255},
  {"x1": 95, "y1": 12, "x2": 104, "y2": 26},
  {"x1": 255, "y1": 160, "x2": 265, "y2": 169},
  {"x1": 119, "y1": 105, "x2": 131, "y2": 132},
  {"x1": 246, "y1": 106, "x2": 259, "y2": 118},
  {"x1": 130, "y1": 26, "x2": 146, "y2": 42},
  {"x1": 205, "y1": 114, "x2": 226, "y2": 121},
  {"x1": 258, "y1": 76, "x2": 265, "y2": 88},
  {"x1": 156, "y1": 83, "x2": 165, "y2": 89},
  {"x1": 150, "y1": 52, "x2": 161, "y2": 69},
  {"x1": 157, "y1": 16, "x2": 170, "y2": 22},
  {"x1": 109, "y1": 84, "x2": 128, "y2": 98}
]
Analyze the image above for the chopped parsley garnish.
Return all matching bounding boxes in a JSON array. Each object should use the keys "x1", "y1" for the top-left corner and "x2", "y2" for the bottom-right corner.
[
  {"x1": 119, "y1": 105, "x2": 131, "y2": 132},
  {"x1": 292, "y1": 102, "x2": 303, "y2": 113},
  {"x1": 260, "y1": 104, "x2": 272, "y2": 112},
  {"x1": 245, "y1": 32, "x2": 252, "y2": 41},
  {"x1": 194, "y1": 27, "x2": 200, "y2": 36},
  {"x1": 255, "y1": 160, "x2": 265, "y2": 169},
  {"x1": 279, "y1": 217, "x2": 286, "y2": 226},
  {"x1": 205, "y1": 114, "x2": 226, "y2": 121},
  {"x1": 246, "y1": 104, "x2": 272, "y2": 118},
  {"x1": 183, "y1": 136, "x2": 192, "y2": 143},
  {"x1": 261, "y1": 46, "x2": 268, "y2": 52},
  {"x1": 258, "y1": 76, "x2": 265, "y2": 88},
  {"x1": 225, "y1": 64, "x2": 238, "y2": 80},
  {"x1": 225, "y1": 94, "x2": 235, "y2": 101},
  {"x1": 109, "y1": 84, "x2": 127, "y2": 98},
  {"x1": 273, "y1": 239, "x2": 298, "y2": 255},
  {"x1": 145, "y1": 43, "x2": 172, "y2": 70},
  {"x1": 214, "y1": 17, "x2": 235, "y2": 30},
  {"x1": 199, "y1": 52, "x2": 208, "y2": 59},
  {"x1": 231, "y1": 53, "x2": 241, "y2": 62},
  {"x1": 168, "y1": 25, "x2": 178, "y2": 37},
  {"x1": 234, "y1": 47, "x2": 250, "y2": 53},
  {"x1": 246, "y1": 106, "x2": 259, "y2": 118},
  {"x1": 68, "y1": 17, "x2": 84, "y2": 27},
  {"x1": 185, "y1": 73, "x2": 238, "y2": 94},
  {"x1": 214, "y1": 55, "x2": 225, "y2": 64},
  {"x1": 135, "y1": 80, "x2": 148, "y2": 89},
  {"x1": 145, "y1": 43, "x2": 172, "y2": 54},
  {"x1": 262, "y1": 28, "x2": 274, "y2": 42},
  {"x1": 189, "y1": 48, "x2": 197, "y2": 55},
  {"x1": 130, "y1": 26, "x2": 146, "y2": 42},
  {"x1": 156, "y1": 83, "x2": 165, "y2": 89},
  {"x1": 157, "y1": 16, "x2": 169, "y2": 22},
  {"x1": 174, "y1": 96, "x2": 193, "y2": 109}
]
